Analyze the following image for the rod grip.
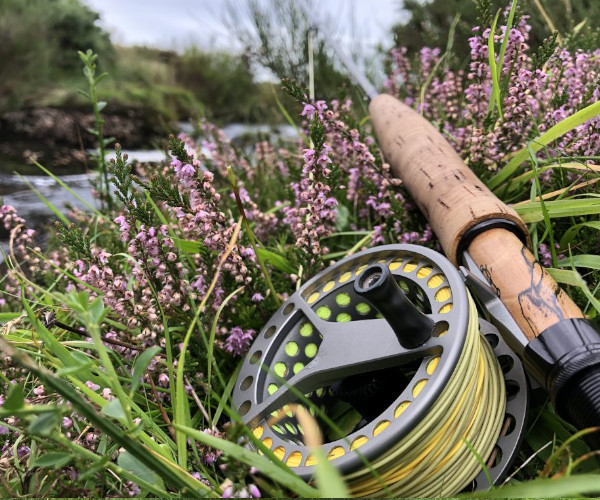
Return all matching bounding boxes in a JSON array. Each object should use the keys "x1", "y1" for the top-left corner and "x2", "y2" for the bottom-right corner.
[
  {"x1": 467, "y1": 229, "x2": 583, "y2": 340},
  {"x1": 369, "y1": 93, "x2": 529, "y2": 265}
]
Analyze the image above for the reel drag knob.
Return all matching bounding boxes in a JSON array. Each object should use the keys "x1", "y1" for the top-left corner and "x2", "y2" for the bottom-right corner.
[
  {"x1": 354, "y1": 263, "x2": 434, "y2": 348},
  {"x1": 233, "y1": 244, "x2": 528, "y2": 497}
]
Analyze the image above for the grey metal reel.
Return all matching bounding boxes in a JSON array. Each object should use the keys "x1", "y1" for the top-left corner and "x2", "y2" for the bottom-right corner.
[{"x1": 232, "y1": 244, "x2": 528, "y2": 488}]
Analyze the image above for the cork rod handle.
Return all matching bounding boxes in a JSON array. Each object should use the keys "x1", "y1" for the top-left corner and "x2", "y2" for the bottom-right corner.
[{"x1": 369, "y1": 94, "x2": 583, "y2": 339}]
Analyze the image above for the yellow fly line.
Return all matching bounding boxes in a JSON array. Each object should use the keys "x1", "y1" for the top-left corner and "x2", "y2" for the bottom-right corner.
[{"x1": 344, "y1": 295, "x2": 506, "y2": 497}]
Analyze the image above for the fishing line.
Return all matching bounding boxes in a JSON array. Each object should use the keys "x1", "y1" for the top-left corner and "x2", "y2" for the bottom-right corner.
[
  {"x1": 345, "y1": 296, "x2": 505, "y2": 497},
  {"x1": 233, "y1": 244, "x2": 528, "y2": 496}
]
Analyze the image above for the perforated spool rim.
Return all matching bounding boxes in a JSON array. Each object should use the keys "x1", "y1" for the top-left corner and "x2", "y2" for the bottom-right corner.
[{"x1": 233, "y1": 244, "x2": 470, "y2": 477}]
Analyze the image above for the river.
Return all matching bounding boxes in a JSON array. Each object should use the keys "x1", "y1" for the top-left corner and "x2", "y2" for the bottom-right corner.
[{"x1": 0, "y1": 123, "x2": 296, "y2": 262}]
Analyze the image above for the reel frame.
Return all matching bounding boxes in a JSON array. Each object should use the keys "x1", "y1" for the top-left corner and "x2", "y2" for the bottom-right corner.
[{"x1": 232, "y1": 244, "x2": 528, "y2": 488}]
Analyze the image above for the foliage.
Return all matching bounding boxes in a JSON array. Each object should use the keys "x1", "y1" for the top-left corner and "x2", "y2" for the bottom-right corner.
[
  {"x1": 0, "y1": 0, "x2": 114, "y2": 111},
  {"x1": 224, "y1": 0, "x2": 361, "y2": 102},
  {"x1": 0, "y1": 0, "x2": 282, "y2": 125},
  {"x1": 1, "y1": 2, "x2": 600, "y2": 498},
  {"x1": 392, "y1": 0, "x2": 600, "y2": 64}
]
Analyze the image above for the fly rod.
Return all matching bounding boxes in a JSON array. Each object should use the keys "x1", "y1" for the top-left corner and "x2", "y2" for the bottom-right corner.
[
  {"x1": 230, "y1": 5, "x2": 600, "y2": 497},
  {"x1": 298, "y1": 2, "x2": 600, "y2": 444}
]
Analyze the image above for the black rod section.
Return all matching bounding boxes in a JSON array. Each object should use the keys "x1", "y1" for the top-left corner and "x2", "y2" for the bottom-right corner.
[{"x1": 354, "y1": 264, "x2": 434, "y2": 348}]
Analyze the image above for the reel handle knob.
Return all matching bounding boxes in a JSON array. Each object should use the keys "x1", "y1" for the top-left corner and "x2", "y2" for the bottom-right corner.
[{"x1": 354, "y1": 263, "x2": 434, "y2": 349}]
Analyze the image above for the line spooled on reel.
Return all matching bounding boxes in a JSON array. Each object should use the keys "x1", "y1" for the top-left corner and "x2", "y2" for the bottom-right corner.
[{"x1": 233, "y1": 244, "x2": 528, "y2": 496}]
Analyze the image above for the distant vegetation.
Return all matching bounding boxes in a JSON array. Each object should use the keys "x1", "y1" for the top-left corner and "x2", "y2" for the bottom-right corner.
[{"x1": 0, "y1": 0, "x2": 284, "y2": 126}]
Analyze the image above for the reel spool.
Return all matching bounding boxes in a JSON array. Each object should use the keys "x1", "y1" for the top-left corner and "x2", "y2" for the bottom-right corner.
[{"x1": 233, "y1": 244, "x2": 528, "y2": 496}]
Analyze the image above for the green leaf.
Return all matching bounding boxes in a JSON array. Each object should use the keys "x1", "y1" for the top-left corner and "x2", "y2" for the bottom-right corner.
[
  {"x1": 117, "y1": 451, "x2": 162, "y2": 487},
  {"x1": 28, "y1": 411, "x2": 61, "y2": 436},
  {"x1": 0, "y1": 312, "x2": 23, "y2": 322},
  {"x1": 34, "y1": 161, "x2": 101, "y2": 216},
  {"x1": 131, "y1": 346, "x2": 162, "y2": 393},
  {"x1": 559, "y1": 221, "x2": 600, "y2": 248},
  {"x1": 470, "y1": 474, "x2": 600, "y2": 497},
  {"x1": 95, "y1": 72, "x2": 109, "y2": 86},
  {"x1": 546, "y1": 268, "x2": 600, "y2": 314},
  {"x1": 255, "y1": 248, "x2": 296, "y2": 274},
  {"x1": 89, "y1": 296, "x2": 107, "y2": 325},
  {"x1": 487, "y1": 10, "x2": 503, "y2": 119},
  {"x1": 512, "y1": 197, "x2": 600, "y2": 223},
  {"x1": 335, "y1": 204, "x2": 350, "y2": 232},
  {"x1": 17, "y1": 174, "x2": 70, "y2": 226},
  {"x1": 173, "y1": 423, "x2": 320, "y2": 498},
  {"x1": 312, "y1": 449, "x2": 350, "y2": 498},
  {"x1": 75, "y1": 89, "x2": 91, "y2": 100},
  {"x1": 173, "y1": 237, "x2": 202, "y2": 254},
  {"x1": 557, "y1": 254, "x2": 600, "y2": 271},
  {"x1": 489, "y1": 99, "x2": 600, "y2": 189},
  {"x1": 101, "y1": 399, "x2": 127, "y2": 423},
  {"x1": 56, "y1": 357, "x2": 93, "y2": 376},
  {"x1": 3, "y1": 383, "x2": 25, "y2": 411},
  {"x1": 33, "y1": 452, "x2": 74, "y2": 469}
]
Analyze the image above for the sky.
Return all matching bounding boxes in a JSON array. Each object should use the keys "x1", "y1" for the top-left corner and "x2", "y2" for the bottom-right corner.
[{"x1": 82, "y1": 0, "x2": 405, "y2": 54}]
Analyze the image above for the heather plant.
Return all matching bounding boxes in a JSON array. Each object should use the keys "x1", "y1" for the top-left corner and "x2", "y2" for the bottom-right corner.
[
  {"x1": 385, "y1": 3, "x2": 600, "y2": 306},
  {"x1": 1, "y1": 3, "x2": 600, "y2": 497}
]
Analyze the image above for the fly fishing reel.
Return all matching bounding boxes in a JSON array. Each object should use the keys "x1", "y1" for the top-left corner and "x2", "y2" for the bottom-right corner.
[{"x1": 233, "y1": 244, "x2": 528, "y2": 496}]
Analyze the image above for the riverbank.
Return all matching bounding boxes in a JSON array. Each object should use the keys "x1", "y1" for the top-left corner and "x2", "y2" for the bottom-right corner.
[{"x1": 0, "y1": 106, "x2": 167, "y2": 174}]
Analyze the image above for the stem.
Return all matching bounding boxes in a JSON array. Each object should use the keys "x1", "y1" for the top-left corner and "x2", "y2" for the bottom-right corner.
[
  {"x1": 85, "y1": 319, "x2": 134, "y2": 429},
  {"x1": 227, "y1": 166, "x2": 281, "y2": 307},
  {"x1": 54, "y1": 320, "x2": 139, "y2": 351},
  {"x1": 80, "y1": 50, "x2": 112, "y2": 211}
]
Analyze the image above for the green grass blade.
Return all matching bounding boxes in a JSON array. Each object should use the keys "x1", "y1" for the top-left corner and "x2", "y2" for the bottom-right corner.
[
  {"x1": 470, "y1": 474, "x2": 600, "y2": 497},
  {"x1": 557, "y1": 254, "x2": 600, "y2": 271},
  {"x1": 496, "y1": 0, "x2": 518, "y2": 94},
  {"x1": 34, "y1": 161, "x2": 102, "y2": 216},
  {"x1": 512, "y1": 197, "x2": 600, "y2": 223},
  {"x1": 527, "y1": 145, "x2": 557, "y2": 265},
  {"x1": 207, "y1": 286, "x2": 244, "y2": 423},
  {"x1": 546, "y1": 268, "x2": 600, "y2": 314},
  {"x1": 311, "y1": 448, "x2": 350, "y2": 498},
  {"x1": 0, "y1": 335, "x2": 210, "y2": 497},
  {"x1": 489, "y1": 99, "x2": 600, "y2": 189},
  {"x1": 17, "y1": 174, "x2": 70, "y2": 226},
  {"x1": 173, "y1": 423, "x2": 320, "y2": 497},
  {"x1": 271, "y1": 86, "x2": 309, "y2": 147},
  {"x1": 418, "y1": 52, "x2": 448, "y2": 116},
  {"x1": 487, "y1": 10, "x2": 504, "y2": 119},
  {"x1": 212, "y1": 362, "x2": 241, "y2": 425},
  {"x1": 559, "y1": 221, "x2": 600, "y2": 248}
]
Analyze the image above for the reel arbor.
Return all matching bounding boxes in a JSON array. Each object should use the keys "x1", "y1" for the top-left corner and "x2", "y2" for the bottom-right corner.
[{"x1": 233, "y1": 245, "x2": 528, "y2": 496}]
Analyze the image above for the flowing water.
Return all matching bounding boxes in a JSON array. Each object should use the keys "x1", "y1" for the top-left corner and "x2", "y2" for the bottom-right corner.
[{"x1": 0, "y1": 123, "x2": 297, "y2": 263}]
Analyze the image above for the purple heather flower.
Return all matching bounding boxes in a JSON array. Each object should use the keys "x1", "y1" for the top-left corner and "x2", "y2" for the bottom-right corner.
[
  {"x1": 225, "y1": 327, "x2": 255, "y2": 356},
  {"x1": 248, "y1": 484, "x2": 261, "y2": 498},
  {"x1": 300, "y1": 103, "x2": 316, "y2": 119},
  {"x1": 85, "y1": 381, "x2": 100, "y2": 391},
  {"x1": 251, "y1": 293, "x2": 264, "y2": 302}
]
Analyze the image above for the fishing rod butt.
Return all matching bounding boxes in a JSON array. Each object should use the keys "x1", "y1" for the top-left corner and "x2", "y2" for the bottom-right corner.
[{"x1": 524, "y1": 317, "x2": 600, "y2": 450}]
